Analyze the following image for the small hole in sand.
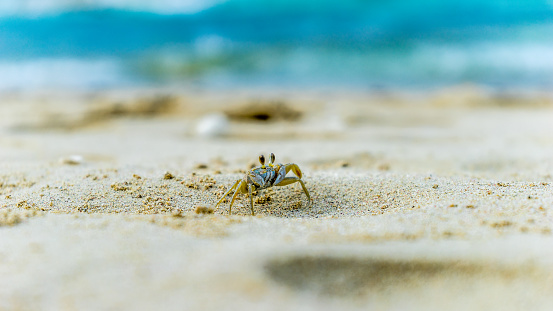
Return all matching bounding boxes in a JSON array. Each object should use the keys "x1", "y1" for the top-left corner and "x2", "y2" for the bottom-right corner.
[
  {"x1": 225, "y1": 101, "x2": 302, "y2": 122},
  {"x1": 252, "y1": 113, "x2": 270, "y2": 121}
]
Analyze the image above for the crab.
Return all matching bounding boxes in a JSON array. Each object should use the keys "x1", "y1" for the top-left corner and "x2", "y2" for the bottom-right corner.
[{"x1": 214, "y1": 153, "x2": 311, "y2": 215}]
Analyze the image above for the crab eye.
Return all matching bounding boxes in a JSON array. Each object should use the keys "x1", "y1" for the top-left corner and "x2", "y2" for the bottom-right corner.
[
  {"x1": 259, "y1": 154, "x2": 265, "y2": 165},
  {"x1": 270, "y1": 153, "x2": 275, "y2": 164}
]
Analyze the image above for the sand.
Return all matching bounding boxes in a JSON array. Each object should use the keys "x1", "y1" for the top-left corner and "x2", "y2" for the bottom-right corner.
[{"x1": 1, "y1": 85, "x2": 553, "y2": 310}]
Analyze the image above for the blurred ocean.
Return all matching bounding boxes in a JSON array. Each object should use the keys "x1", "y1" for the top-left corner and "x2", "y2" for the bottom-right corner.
[{"x1": 1, "y1": 0, "x2": 552, "y2": 90}]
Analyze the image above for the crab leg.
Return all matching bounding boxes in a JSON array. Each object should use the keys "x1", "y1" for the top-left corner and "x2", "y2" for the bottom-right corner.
[
  {"x1": 228, "y1": 180, "x2": 248, "y2": 215},
  {"x1": 214, "y1": 180, "x2": 240, "y2": 211},
  {"x1": 274, "y1": 177, "x2": 311, "y2": 207},
  {"x1": 247, "y1": 184, "x2": 255, "y2": 215},
  {"x1": 284, "y1": 163, "x2": 303, "y2": 179}
]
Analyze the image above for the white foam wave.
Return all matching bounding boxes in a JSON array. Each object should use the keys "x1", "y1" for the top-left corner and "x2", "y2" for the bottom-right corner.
[
  {"x1": 410, "y1": 43, "x2": 553, "y2": 83},
  {"x1": 1, "y1": 42, "x2": 553, "y2": 90},
  {"x1": 0, "y1": 58, "x2": 128, "y2": 90},
  {"x1": 0, "y1": 0, "x2": 226, "y2": 16}
]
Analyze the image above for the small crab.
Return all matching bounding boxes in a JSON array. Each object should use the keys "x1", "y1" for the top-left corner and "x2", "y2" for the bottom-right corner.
[{"x1": 214, "y1": 153, "x2": 311, "y2": 215}]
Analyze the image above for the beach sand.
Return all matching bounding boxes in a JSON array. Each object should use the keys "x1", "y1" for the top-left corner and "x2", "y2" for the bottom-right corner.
[{"x1": 1, "y1": 86, "x2": 553, "y2": 310}]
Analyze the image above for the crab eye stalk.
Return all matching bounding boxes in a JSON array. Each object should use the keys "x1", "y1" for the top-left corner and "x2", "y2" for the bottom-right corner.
[
  {"x1": 259, "y1": 154, "x2": 265, "y2": 165},
  {"x1": 270, "y1": 153, "x2": 275, "y2": 164}
]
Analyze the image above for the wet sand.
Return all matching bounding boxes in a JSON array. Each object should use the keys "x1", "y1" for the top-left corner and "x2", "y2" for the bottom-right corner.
[{"x1": 1, "y1": 86, "x2": 553, "y2": 310}]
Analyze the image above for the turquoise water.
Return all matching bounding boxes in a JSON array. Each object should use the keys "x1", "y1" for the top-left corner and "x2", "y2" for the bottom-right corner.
[{"x1": 1, "y1": 0, "x2": 552, "y2": 90}]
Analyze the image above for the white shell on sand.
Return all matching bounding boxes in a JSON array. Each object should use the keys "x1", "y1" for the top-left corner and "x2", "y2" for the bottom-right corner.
[{"x1": 195, "y1": 113, "x2": 230, "y2": 138}]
